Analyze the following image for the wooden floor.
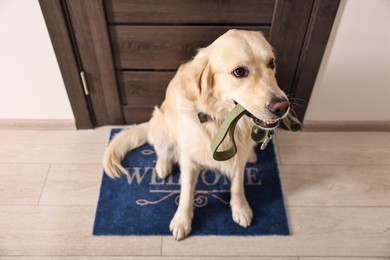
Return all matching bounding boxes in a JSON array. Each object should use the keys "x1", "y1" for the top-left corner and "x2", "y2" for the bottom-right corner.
[{"x1": 0, "y1": 127, "x2": 389, "y2": 259}]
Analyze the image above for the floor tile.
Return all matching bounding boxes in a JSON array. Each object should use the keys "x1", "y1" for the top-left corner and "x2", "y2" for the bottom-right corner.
[
  {"x1": 280, "y1": 165, "x2": 390, "y2": 206},
  {"x1": 276, "y1": 131, "x2": 390, "y2": 165},
  {"x1": 0, "y1": 206, "x2": 161, "y2": 256},
  {"x1": 0, "y1": 163, "x2": 49, "y2": 205},
  {"x1": 0, "y1": 129, "x2": 111, "y2": 164},
  {"x1": 40, "y1": 164, "x2": 103, "y2": 205}
]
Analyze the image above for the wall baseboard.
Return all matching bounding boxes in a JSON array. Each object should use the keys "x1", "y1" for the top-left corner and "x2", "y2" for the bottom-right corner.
[
  {"x1": 303, "y1": 120, "x2": 390, "y2": 132},
  {"x1": 0, "y1": 119, "x2": 76, "y2": 130},
  {"x1": 1, "y1": 119, "x2": 389, "y2": 132}
]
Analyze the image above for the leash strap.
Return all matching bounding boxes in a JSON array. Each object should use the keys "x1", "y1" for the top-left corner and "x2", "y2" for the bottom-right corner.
[
  {"x1": 282, "y1": 113, "x2": 302, "y2": 131},
  {"x1": 211, "y1": 104, "x2": 247, "y2": 161}
]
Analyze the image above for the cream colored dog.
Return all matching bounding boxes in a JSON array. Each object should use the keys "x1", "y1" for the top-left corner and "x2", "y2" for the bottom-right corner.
[{"x1": 103, "y1": 29, "x2": 290, "y2": 240}]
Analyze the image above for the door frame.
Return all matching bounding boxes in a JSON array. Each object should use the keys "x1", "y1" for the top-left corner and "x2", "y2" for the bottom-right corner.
[{"x1": 40, "y1": 0, "x2": 340, "y2": 129}]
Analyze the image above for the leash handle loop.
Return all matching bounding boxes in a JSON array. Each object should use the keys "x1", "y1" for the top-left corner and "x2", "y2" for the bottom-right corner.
[{"x1": 211, "y1": 104, "x2": 247, "y2": 161}]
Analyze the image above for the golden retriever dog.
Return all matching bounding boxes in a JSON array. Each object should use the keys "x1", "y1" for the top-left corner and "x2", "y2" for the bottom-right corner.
[{"x1": 103, "y1": 29, "x2": 290, "y2": 240}]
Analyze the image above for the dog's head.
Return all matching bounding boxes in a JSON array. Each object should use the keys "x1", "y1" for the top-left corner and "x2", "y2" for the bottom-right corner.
[{"x1": 187, "y1": 29, "x2": 290, "y2": 130}]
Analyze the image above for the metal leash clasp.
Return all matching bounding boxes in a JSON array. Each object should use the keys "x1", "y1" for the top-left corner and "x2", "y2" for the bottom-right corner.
[{"x1": 260, "y1": 130, "x2": 274, "y2": 150}]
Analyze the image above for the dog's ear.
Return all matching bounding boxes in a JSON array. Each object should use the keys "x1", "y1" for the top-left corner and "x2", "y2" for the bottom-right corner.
[
  {"x1": 176, "y1": 56, "x2": 212, "y2": 101},
  {"x1": 199, "y1": 63, "x2": 213, "y2": 98}
]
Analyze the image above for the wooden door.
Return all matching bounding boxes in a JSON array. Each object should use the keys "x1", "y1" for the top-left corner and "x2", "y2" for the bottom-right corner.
[{"x1": 40, "y1": 0, "x2": 339, "y2": 129}]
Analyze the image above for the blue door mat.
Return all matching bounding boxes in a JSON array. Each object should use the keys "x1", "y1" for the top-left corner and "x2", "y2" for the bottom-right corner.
[{"x1": 93, "y1": 129, "x2": 289, "y2": 236}]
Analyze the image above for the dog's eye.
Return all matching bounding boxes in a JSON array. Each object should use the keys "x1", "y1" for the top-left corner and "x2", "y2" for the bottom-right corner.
[
  {"x1": 267, "y1": 58, "x2": 275, "y2": 70},
  {"x1": 232, "y1": 67, "x2": 249, "y2": 78}
]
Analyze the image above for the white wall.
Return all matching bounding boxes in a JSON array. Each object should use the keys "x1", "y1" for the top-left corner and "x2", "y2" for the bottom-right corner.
[
  {"x1": 305, "y1": 0, "x2": 390, "y2": 121},
  {"x1": 0, "y1": 0, "x2": 74, "y2": 120}
]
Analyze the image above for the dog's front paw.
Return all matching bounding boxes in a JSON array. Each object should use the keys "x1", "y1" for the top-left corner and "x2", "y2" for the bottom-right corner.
[
  {"x1": 231, "y1": 203, "x2": 253, "y2": 228},
  {"x1": 169, "y1": 213, "x2": 192, "y2": 241}
]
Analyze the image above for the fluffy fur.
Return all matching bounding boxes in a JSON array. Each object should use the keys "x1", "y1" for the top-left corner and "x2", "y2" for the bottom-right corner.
[{"x1": 103, "y1": 30, "x2": 289, "y2": 240}]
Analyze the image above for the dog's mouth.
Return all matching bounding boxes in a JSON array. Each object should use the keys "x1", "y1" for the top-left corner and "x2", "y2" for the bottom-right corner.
[
  {"x1": 233, "y1": 101, "x2": 281, "y2": 129},
  {"x1": 248, "y1": 114, "x2": 280, "y2": 129}
]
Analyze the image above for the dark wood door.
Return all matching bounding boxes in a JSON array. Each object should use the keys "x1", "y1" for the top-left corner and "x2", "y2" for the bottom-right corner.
[{"x1": 40, "y1": 0, "x2": 339, "y2": 129}]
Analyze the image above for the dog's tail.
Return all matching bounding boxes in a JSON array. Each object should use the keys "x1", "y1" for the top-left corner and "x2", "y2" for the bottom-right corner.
[{"x1": 103, "y1": 122, "x2": 149, "y2": 179}]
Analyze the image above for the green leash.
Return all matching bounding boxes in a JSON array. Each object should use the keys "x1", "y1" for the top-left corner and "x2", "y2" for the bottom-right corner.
[
  {"x1": 211, "y1": 104, "x2": 302, "y2": 161},
  {"x1": 210, "y1": 104, "x2": 247, "y2": 161}
]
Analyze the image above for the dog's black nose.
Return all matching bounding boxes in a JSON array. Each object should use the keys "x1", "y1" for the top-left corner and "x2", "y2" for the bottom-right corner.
[{"x1": 268, "y1": 97, "x2": 290, "y2": 117}]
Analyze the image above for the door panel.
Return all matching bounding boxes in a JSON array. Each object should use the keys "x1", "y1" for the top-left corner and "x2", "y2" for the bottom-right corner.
[
  {"x1": 117, "y1": 71, "x2": 175, "y2": 106},
  {"x1": 105, "y1": 0, "x2": 275, "y2": 24},
  {"x1": 110, "y1": 26, "x2": 270, "y2": 70},
  {"x1": 123, "y1": 106, "x2": 155, "y2": 124}
]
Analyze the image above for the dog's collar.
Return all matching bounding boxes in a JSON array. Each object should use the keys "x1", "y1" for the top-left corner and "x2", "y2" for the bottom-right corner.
[
  {"x1": 197, "y1": 112, "x2": 208, "y2": 123},
  {"x1": 210, "y1": 103, "x2": 302, "y2": 161}
]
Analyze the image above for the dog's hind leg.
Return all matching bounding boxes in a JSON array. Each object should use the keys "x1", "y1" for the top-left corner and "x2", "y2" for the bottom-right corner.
[
  {"x1": 154, "y1": 144, "x2": 174, "y2": 179},
  {"x1": 148, "y1": 107, "x2": 175, "y2": 179}
]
